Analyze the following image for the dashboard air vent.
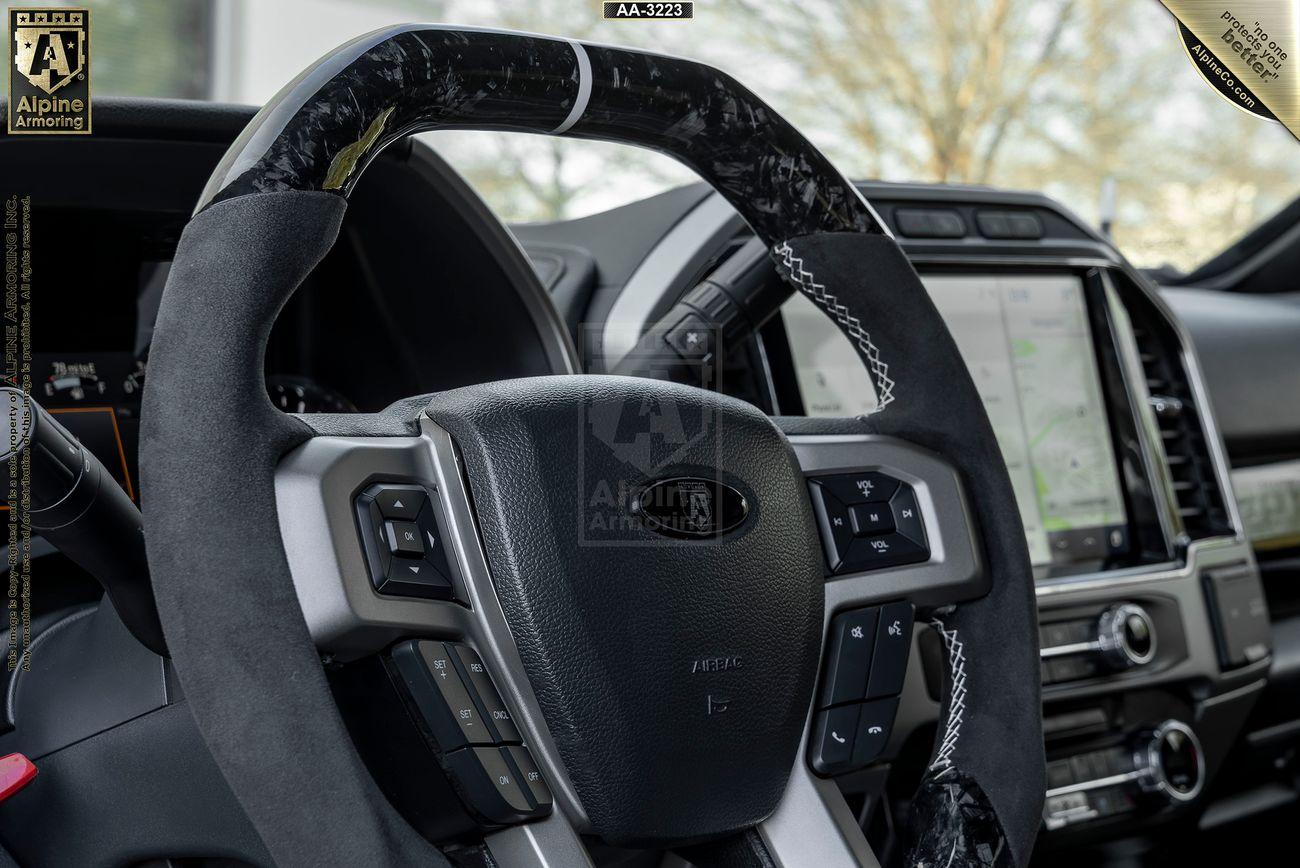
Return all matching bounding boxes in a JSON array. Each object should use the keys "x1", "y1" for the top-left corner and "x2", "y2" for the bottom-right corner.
[{"x1": 1129, "y1": 314, "x2": 1232, "y2": 541}]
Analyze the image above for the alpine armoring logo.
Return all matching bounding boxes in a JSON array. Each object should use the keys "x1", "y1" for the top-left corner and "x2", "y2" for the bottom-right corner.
[{"x1": 8, "y1": 7, "x2": 91, "y2": 134}]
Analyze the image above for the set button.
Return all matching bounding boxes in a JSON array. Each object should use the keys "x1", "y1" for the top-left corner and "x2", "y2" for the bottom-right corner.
[{"x1": 808, "y1": 472, "x2": 930, "y2": 575}]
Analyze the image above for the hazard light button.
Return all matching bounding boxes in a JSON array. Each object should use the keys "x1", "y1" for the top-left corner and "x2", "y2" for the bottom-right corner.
[{"x1": 356, "y1": 483, "x2": 457, "y2": 600}]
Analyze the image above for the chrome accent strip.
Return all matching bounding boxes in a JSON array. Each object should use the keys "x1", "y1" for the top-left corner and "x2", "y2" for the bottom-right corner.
[
  {"x1": 485, "y1": 813, "x2": 595, "y2": 868},
  {"x1": 1098, "y1": 269, "x2": 1183, "y2": 548},
  {"x1": 1034, "y1": 536, "x2": 1238, "y2": 597},
  {"x1": 600, "y1": 193, "x2": 741, "y2": 370},
  {"x1": 759, "y1": 755, "x2": 882, "y2": 868},
  {"x1": 417, "y1": 416, "x2": 590, "y2": 830},
  {"x1": 550, "y1": 42, "x2": 591, "y2": 135},
  {"x1": 754, "y1": 330, "x2": 782, "y2": 415},
  {"x1": 1045, "y1": 769, "x2": 1143, "y2": 798},
  {"x1": 1040, "y1": 640, "x2": 1098, "y2": 659}
]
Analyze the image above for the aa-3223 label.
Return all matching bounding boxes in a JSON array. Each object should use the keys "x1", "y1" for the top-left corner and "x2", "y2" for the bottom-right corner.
[{"x1": 603, "y1": 2, "x2": 693, "y2": 19}]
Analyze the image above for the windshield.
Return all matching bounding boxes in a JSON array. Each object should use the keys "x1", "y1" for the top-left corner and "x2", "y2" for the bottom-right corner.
[{"x1": 83, "y1": 0, "x2": 1300, "y2": 273}]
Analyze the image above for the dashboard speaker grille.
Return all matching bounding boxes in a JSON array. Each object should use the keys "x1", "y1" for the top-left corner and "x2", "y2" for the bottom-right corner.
[{"x1": 1129, "y1": 310, "x2": 1233, "y2": 542}]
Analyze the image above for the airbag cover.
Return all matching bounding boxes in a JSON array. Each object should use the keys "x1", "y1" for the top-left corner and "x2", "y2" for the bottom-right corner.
[{"x1": 423, "y1": 375, "x2": 823, "y2": 846}]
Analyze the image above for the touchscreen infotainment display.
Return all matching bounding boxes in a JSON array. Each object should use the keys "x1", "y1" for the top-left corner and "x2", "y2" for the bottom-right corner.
[{"x1": 782, "y1": 273, "x2": 1128, "y2": 567}]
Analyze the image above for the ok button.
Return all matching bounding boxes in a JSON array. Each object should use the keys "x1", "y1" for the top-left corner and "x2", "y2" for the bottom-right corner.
[{"x1": 384, "y1": 520, "x2": 426, "y2": 557}]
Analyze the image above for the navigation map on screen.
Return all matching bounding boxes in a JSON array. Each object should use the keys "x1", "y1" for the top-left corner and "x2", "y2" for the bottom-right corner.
[{"x1": 782, "y1": 273, "x2": 1128, "y2": 566}]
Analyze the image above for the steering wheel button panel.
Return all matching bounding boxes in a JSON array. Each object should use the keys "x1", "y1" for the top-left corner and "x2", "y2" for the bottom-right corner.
[
  {"x1": 810, "y1": 704, "x2": 861, "y2": 775},
  {"x1": 809, "y1": 471, "x2": 930, "y2": 575},
  {"x1": 446, "y1": 747, "x2": 538, "y2": 824},
  {"x1": 819, "y1": 607, "x2": 879, "y2": 707},
  {"x1": 355, "y1": 482, "x2": 457, "y2": 600},
  {"x1": 392, "y1": 641, "x2": 495, "y2": 750},
  {"x1": 452, "y1": 645, "x2": 523, "y2": 744},
  {"x1": 865, "y1": 602, "x2": 915, "y2": 699}
]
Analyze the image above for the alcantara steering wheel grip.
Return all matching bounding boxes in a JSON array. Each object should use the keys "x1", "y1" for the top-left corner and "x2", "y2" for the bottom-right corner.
[{"x1": 145, "y1": 25, "x2": 1043, "y2": 867}]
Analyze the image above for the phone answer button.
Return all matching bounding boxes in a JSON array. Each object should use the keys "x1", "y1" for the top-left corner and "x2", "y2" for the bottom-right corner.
[{"x1": 809, "y1": 704, "x2": 860, "y2": 775}]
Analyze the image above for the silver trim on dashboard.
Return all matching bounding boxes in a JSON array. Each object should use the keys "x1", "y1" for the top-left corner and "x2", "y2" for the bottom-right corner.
[{"x1": 600, "y1": 193, "x2": 741, "y2": 370}]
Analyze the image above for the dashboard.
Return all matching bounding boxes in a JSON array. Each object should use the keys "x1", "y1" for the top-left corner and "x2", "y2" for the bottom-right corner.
[
  {"x1": 8, "y1": 103, "x2": 574, "y2": 509},
  {"x1": 0, "y1": 99, "x2": 1296, "y2": 867}
]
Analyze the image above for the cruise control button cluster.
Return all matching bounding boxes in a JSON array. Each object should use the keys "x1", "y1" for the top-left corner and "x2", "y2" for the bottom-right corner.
[
  {"x1": 808, "y1": 472, "x2": 929, "y2": 574},
  {"x1": 355, "y1": 483, "x2": 456, "y2": 600},
  {"x1": 809, "y1": 602, "x2": 913, "y2": 776},
  {"x1": 391, "y1": 640, "x2": 551, "y2": 824}
]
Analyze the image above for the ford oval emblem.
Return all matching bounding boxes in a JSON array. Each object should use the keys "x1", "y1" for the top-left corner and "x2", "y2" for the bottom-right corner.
[{"x1": 632, "y1": 477, "x2": 749, "y2": 539}]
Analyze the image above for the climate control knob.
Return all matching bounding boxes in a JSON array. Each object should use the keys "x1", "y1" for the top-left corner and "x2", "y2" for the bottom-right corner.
[
  {"x1": 1096, "y1": 603, "x2": 1156, "y2": 670},
  {"x1": 1135, "y1": 720, "x2": 1204, "y2": 803}
]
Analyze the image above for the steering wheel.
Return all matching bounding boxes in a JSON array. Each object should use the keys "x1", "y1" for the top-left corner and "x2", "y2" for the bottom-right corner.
[{"x1": 141, "y1": 25, "x2": 1043, "y2": 868}]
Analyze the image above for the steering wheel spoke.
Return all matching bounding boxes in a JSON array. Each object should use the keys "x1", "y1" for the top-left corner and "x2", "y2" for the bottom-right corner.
[{"x1": 276, "y1": 418, "x2": 594, "y2": 831}]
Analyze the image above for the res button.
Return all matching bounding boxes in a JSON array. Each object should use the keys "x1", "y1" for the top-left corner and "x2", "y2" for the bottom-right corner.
[{"x1": 452, "y1": 645, "x2": 522, "y2": 744}]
